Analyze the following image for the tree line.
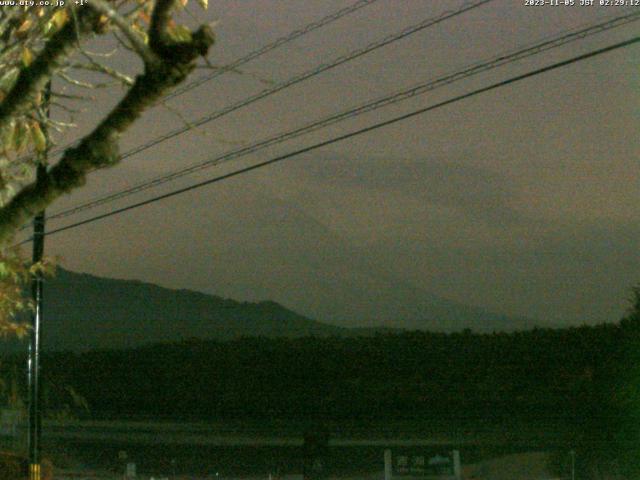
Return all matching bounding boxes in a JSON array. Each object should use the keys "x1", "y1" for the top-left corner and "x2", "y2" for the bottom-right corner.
[{"x1": 1, "y1": 288, "x2": 639, "y2": 477}]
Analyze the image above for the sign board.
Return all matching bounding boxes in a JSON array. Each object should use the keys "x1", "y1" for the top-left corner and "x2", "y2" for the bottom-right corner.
[{"x1": 384, "y1": 449, "x2": 461, "y2": 480}]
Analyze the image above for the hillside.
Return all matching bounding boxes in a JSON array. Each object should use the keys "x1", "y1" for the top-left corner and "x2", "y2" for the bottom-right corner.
[
  {"x1": 10, "y1": 268, "x2": 344, "y2": 351},
  {"x1": 68, "y1": 192, "x2": 543, "y2": 334},
  {"x1": 0, "y1": 265, "x2": 542, "y2": 352}
]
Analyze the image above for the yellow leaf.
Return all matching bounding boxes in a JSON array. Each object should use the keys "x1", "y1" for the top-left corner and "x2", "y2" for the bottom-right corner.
[
  {"x1": 196, "y1": 0, "x2": 207, "y2": 9},
  {"x1": 21, "y1": 48, "x2": 33, "y2": 67},
  {"x1": 43, "y1": 19, "x2": 56, "y2": 37},
  {"x1": 1, "y1": 120, "x2": 15, "y2": 148},
  {"x1": 52, "y1": 9, "x2": 68, "y2": 29},
  {"x1": 13, "y1": 323, "x2": 30, "y2": 339},
  {"x1": 0, "y1": 69, "x2": 18, "y2": 92},
  {"x1": 168, "y1": 25, "x2": 192, "y2": 43},
  {"x1": 31, "y1": 122, "x2": 47, "y2": 152},
  {"x1": 131, "y1": 23, "x2": 149, "y2": 44},
  {"x1": 16, "y1": 18, "x2": 32, "y2": 36},
  {"x1": 14, "y1": 121, "x2": 30, "y2": 152}
]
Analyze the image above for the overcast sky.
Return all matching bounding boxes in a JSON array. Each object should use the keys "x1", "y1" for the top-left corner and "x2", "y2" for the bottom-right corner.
[{"x1": 26, "y1": 0, "x2": 639, "y2": 329}]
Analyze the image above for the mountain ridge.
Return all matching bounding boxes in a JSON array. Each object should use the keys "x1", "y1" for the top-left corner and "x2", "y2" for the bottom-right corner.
[
  {"x1": 7, "y1": 268, "x2": 344, "y2": 352},
  {"x1": 0, "y1": 266, "x2": 540, "y2": 352}
]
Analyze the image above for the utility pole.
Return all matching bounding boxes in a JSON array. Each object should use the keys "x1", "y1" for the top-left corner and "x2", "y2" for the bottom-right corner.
[{"x1": 28, "y1": 81, "x2": 50, "y2": 480}]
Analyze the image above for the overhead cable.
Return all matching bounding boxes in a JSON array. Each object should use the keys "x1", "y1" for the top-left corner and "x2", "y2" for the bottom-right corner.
[
  {"x1": 43, "y1": 10, "x2": 640, "y2": 223},
  {"x1": 19, "y1": 35, "x2": 638, "y2": 243}
]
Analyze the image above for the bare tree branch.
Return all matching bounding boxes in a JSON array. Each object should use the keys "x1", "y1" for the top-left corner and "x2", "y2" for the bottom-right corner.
[
  {"x1": 58, "y1": 72, "x2": 98, "y2": 89},
  {"x1": 51, "y1": 91, "x2": 95, "y2": 101},
  {"x1": 149, "y1": 0, "x2": 175, "y2": 52},
  {"x1": 89, "y1": 0, "x2": 155, "y2": 64},
  {"x1": 0, "y1": 8, "x2": 99, "y2": 132},
  {"x1": 112, "y1": 30, "x2": 138, "y2": 55},
  {"x1": 0, "y1": 0, "x2": 214, "y2": 243},
  {"x1": 71, "y1": 62, "x2": 135, "y2": 86}
]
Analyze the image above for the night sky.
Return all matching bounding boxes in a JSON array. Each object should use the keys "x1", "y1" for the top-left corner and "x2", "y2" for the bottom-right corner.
[{"x1": 23, "y1": 1, "x2": 639, "y2": 328}]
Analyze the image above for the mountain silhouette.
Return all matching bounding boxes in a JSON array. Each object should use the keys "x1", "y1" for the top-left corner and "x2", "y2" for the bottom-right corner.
[
  {"x1": 0, "y1": 265, "x2": 537, "y2": 352},
  {"x1": 9, "y1": 268, "x2": 343, "y2": 351}
]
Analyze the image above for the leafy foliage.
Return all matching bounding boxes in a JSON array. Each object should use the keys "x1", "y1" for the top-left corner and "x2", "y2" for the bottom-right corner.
[{"x1": 0, "y1": 248, "x2": 55, "y2": 338}]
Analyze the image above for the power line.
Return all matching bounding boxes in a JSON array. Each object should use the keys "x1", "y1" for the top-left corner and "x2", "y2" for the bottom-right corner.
[
  {"x1": 38, "y1": 0, "x2": 380, "y2": 161},
  {"x1": 46, "y1": 0, "x2": 491, "y2": 163},
  {"x1": 22, "y1": 0, "x2": 495, "y2": 228},
  {"x1": 166, "y1": 0, "x2": 380, "y2": 100},
  {"x1": 43, "y1": 10, "x2": 640, "y2": 223},
  {"x1": 115, "y1": 0, "x2": 494, "y2": 160},
  {"x1": 20, "y1": 36, "x2": 638, "y2": 243}
]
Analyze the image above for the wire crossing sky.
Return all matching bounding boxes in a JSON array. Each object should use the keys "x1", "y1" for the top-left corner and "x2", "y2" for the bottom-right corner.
[
  {"x1": 41, "y1": 9, "x2": 640, "y2": 225},
  {"x1": 108, "y1": 1, "x2": 496, "y2": 161},
  {"x1": 27, "y1": 0, "x2": 497, "y2": 227},
  {"x1": 35, "y1": 0, "x2": 381, "y2": 163},
  {"x1": 165, "y1": 0, "x2": 381, "y2": 100},
  {"x1": 25, "y1": 35, "x2": 638, "y2": 243},
  {"x1": 39, "y1": 1, "x2": 640, "y2": 330}
]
